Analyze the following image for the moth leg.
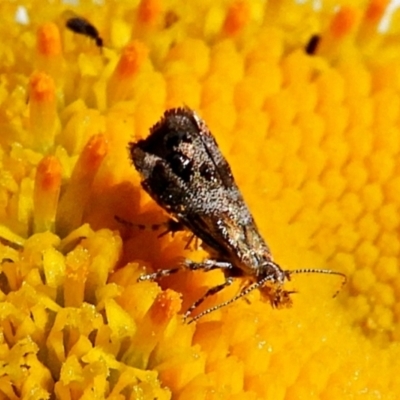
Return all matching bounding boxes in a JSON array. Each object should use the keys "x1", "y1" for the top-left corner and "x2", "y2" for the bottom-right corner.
[
  {"x1": 114, "y1": 215, "x2": 184, "y2": 237},
  {"x1": 184, "y1": 259, "x2": 233, "y2": 272},
  {"x1": 137, "y1": 266, "x2": 182, "y2": 281},
  {"x1": 184, "y1": 277, "x2": 235, "y2": 322},
  {"x1": 157, "y1": 219, "x2": 185, "y2": 238},
  {"x1": 138, "y1": 259, "x2": 233, "y2": 282},
  {"x1": 183, "y1": 234, "x2": 200, "y2": 250}
]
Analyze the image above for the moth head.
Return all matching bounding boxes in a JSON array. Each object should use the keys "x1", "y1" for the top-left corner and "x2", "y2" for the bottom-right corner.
[
  {"x1": 255, "y1": 259, "x2": 287, "y2": 285},
  {"x1": 256, "y1": 261, "x2": 347, "y2": 308}
]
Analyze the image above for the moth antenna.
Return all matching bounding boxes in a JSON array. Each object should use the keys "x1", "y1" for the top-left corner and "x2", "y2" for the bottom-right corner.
[
  {"x1": 187, "y1": 281, "x2": 262, "y2": 324},
  {"x1": 286, "y1": 268, "x2": 347, "y2": 297}
]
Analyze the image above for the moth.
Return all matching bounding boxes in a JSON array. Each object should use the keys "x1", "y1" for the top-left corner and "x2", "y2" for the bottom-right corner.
[{"x1": 129, "y1": 107, "x2": 346, "y2": 323}]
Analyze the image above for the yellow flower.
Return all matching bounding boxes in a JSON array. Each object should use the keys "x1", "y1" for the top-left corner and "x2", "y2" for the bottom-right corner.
[{"x1": 0, "y1": 0, "x2": 399, "y2": 398}]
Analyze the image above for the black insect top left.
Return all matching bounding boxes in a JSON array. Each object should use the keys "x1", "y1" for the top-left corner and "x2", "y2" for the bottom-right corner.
[{"x1": 66, "y1": 15, "x2": 103, "y2": 48}]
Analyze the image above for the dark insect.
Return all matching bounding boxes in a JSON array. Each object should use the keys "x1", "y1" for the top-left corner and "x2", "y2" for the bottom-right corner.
[
  {"x1": 66, "y1": 16, "x2": 103, "y2": 48},
  {"x1": 305, "y1": 34, "x2": 321, "y2": 55},
  {"x1": 129, "y1": 107, "x2": 346, "y2": 323}
]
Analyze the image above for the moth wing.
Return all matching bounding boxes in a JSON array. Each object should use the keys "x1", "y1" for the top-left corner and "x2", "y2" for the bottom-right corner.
[{"x1": 191, "y1": 111, "x2": 237, "y2": 190}]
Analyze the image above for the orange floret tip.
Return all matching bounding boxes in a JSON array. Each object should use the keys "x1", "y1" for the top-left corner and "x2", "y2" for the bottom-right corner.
[
  {"x1": 357, "y1": 0, "x2": 389, "y2": 53},
  {"x1": 36, "y1": 22, "x2": 62, "y2": 57},
  {"x1": 365, "y1": 0, "x2": 389, "y2": 23},
  {"x1": 122, "y1": 289, "x2": 182, "y2": 368},
  {"x1": 56, "y1": 134, "x2": 108, "y2": 235},
  {"x1": 35, "y1": 22, "x2": 64, "y2": 81},
  {"x1": 77, "y1": 133, "x2": 108, "y2": 176},
  {"x1": 223, "y1": 0, "x2": 250, "y2": 36},
  {"x1": 107, "y1": 41, "x2": 149, "y2": 105},
  {"x1": 115, "y1": 41, "x2": 149, "y2": 79},
  {"x1": 29, "y1": 70, "x2": 55, "y2": 103},
  {"x1": 34, "y1": 155, "x2": 62, "y2": 233},
  {"x1": 330, "y1": 6, "x2": 360, "y2": 38},
  {"x1": 138, "y1": 0, "x2": 163, "y2": 26},
  {"x1": 35, "y1": 155, "x2": 62, "y2": 192},
  {"x1": 149, "y1": 289, "x2": 182, "y2": 324}
]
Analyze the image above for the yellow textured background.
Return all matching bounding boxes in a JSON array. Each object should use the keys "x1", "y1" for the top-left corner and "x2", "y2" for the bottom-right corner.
[{"x1": 0, "y1": 0, "x2": 399, "y2": 398}]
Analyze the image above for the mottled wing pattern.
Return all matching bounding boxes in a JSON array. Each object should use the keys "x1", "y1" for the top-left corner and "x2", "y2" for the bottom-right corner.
[{"x1": 130, "y1": 107, "x2": 263, "y2": 263}]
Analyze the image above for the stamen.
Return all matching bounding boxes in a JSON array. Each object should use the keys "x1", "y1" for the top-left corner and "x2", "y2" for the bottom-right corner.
[
  {"x1": 107, "y1": 41, "x2": 149, "y2": 105},
  {"x1": 34, "y1": 155, "x2": 62, "y2": 233},
  {"x1": 36, "y1": 23, "x2": 63, "y2": 80},
  {"x1": 29, "y1": 71, "x2": 58, "y2": 151}
]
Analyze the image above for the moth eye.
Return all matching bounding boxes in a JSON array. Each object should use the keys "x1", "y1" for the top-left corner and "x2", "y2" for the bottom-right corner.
[
  {"x1": 199, "y1": 163, "x2": 215, "y2": 182},
  {"x1": 165, "y1": 129, "x2": 190, "y2": 149},
  {"x1": 168, "y1": 153, "x2": 193, "y2": 182}
]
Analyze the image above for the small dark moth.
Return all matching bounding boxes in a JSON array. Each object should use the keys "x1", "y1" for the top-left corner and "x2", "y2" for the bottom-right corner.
[
  {"x1": 129, "y1": 107, "x2": 346, "y2": 323},
  {"x1": 66, "y1": 15, "x2": 103, "y2": 48}
]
